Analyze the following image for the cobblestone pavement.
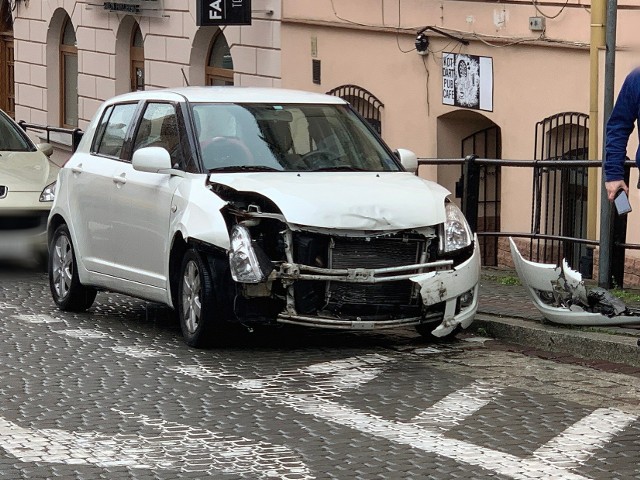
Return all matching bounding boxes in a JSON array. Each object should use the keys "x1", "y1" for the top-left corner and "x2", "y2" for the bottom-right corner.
[{"x1": 1, "y1": 264, "x2": 640, "y2": 479}]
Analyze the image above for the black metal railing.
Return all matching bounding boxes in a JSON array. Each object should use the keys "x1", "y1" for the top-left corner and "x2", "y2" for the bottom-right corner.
[
  {"x1": 18, "y1": 121, "x2": 83, "y2": 153},
  {"x1": 417, "y1": 156, "x2": 638, "y2": 286}
]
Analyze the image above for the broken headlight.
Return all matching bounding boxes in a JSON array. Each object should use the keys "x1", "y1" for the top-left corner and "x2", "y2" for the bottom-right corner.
[
  {"x1": 440, "y1": 203, "x2": 472, "y2": 253},
  {"x1": 228, "y1": 224, "x2": 273, "y2": 283}
]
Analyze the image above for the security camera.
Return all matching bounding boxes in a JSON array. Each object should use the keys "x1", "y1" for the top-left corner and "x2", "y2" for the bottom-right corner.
[{"x1": 415, "y1": 34, "x2": 429, "y2": 55}]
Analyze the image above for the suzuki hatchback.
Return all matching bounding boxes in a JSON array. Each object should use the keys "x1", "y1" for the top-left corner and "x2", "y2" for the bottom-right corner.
[{"x1": 48, "y1": 87, "x2": 479, "y2": 347}]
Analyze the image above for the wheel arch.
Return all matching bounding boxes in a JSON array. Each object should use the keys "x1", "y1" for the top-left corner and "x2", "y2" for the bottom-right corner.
[
  {"x1": 168, "y1": 231, "x2": 228, "y2": 309},
  {"x1": 48, "y1": 214, "x2": 67, "y2": 246}
]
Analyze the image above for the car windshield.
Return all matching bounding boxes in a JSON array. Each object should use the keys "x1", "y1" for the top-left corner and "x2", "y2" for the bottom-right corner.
[
  {"x1": 191, "y1": 103, "x2": 400, "y2": 172},
  {"x1": 0, "y1": 112, "x2": 34, "y2": 152}
]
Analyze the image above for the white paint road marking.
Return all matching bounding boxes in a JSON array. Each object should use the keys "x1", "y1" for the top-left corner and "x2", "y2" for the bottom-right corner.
[
  {"x1": 56, "y1": 328, "x2": 111, "y2": 340},
  {"x1": 0, "y1": 411, "x2": 313, "y2": 479},
  {"x1": 227, "y1": 355, "x2": 637, "y2": 480},
  {"x1": 410, "y1": 380, "x2": 502, "y2": 430},
  {"x1": 110, "y1": 346, "x2": 175, "y2": 359},
  {"x1": 533, "y1": 407, "x2": 637, "y2": 468},
  {"x1": 280, "y1": 394, "x2": 590, "y2": 480},
  {"x1": 13, "y1": 314, "x2": 65, "y2": 324}
]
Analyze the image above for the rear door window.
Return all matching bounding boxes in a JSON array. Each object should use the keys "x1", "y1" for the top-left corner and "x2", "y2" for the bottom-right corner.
[{"x1": 92, "y1": 103, "x2": 138, "y2": 159}]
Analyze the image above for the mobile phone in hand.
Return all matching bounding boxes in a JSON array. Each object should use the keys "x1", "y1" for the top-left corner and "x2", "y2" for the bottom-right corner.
[{"x1": 614, "y1": 189, "x2": 632, "y2": 215}]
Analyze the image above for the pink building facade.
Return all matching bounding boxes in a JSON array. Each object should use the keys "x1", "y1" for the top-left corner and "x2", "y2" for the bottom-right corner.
[
  {"x1": 280, "y1": 0, "x2": 640, "y2": 282},
  {"x1": 3, "y1": 0, "x2": 281, "y2": 133}
]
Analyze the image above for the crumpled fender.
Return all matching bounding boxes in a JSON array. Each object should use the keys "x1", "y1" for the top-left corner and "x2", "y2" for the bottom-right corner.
[
  {"x1": 171, "y1": 179, "x2": 231, "y2": 251},
  {"x1": 410, "y1": 236, "x2": 481, "y2": 337},
  {"x1": 509, "y1": 237, "x2": 640, "y2": 326}
]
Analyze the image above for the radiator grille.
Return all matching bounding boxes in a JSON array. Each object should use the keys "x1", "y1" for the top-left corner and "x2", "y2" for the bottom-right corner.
[{"x1": 328, "y1": 237, "x2": 422, "y2": 310}]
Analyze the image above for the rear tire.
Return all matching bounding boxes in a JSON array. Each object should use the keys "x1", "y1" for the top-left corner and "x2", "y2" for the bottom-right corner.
[
  {"x1": 178, "y1": 249, "x2": 219, "y2": 348},
  {"x1": 49, "y1": 224, "x2": 97, "y2": 312}
]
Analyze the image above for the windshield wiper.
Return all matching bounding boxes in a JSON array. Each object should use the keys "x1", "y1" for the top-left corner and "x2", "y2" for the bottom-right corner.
[
  {"x1": 209, "y1": 165, "x2": 282, "y2": 173},
  {"x1": 311, "y1": 166, "x2": 369, "y2": 172}
]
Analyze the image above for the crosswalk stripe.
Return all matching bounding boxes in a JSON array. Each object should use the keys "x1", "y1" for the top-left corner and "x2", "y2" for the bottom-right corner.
[
  {"x1": 410, "y1": 380, "x2": 502, "y2": 430},
  {"x1": 532, "y1": 407, "x2": 637, "y2": 468}
]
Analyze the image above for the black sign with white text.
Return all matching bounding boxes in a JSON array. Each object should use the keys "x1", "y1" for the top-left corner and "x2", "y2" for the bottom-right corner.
[{"x1": 196, "y1": 0, "x2": 252, "y2": 26}]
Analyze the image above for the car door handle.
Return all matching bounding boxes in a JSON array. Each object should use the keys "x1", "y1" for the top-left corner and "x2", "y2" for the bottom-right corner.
[{"x1": 113, "y1": 174, "x2": 127, "y2": 185}]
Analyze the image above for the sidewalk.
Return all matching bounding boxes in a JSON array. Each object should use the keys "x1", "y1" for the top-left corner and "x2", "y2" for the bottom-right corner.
[{"x1": 475, "y1": 269, "x2": 640, "y2": 367}]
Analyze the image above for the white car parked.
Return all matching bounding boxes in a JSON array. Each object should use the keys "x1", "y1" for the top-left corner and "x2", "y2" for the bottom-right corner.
[
  {"x1": 48, "y1": 87, "x2": 480, "y2": 347},
  {"x1": 0, "y1": 109, "x2": 57, "y2": 263}
]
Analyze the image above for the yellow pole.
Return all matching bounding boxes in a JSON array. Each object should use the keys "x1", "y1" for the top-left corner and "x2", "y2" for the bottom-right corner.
[{"x1": 588, "y1": 0, "x2": 607, "y2": 240}]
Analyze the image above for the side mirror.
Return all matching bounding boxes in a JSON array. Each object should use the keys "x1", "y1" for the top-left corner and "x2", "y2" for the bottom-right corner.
[
  {"x1": 396, "y1": 148, "x2": 418, "y2": 173},
  {"x1": 132, "y1": 147, "x2": 172, "y2": 174},
  {"x1": 37, "y1": 143, "x2": 54, "y2": 157}
]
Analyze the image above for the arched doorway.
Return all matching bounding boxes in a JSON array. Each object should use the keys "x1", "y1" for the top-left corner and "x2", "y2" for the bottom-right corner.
[
  {"x1": 60, "y1": 16, "x2": 78, "y2": 128},
  {"x1": 46, "y1": 9, "x2": 77, "y2": 127},
  {"x1": 533, "y1": 112, "x2": 590, "y2": 273},
  {"x1": 130, "y1": 23, "x2": 144, "y2": 91},
  {"x1": 206, "y1": 31, "x2": 234, "y2": 86},
  {"x1": 327, "y1": 85, "x2": 384, "y2": 135},
  {"x1": 0, "y1": 1, "x2": 14, "y2": 117},
  {"x1": 437, "y1": 110, "x2": 502, "y2": 266}
]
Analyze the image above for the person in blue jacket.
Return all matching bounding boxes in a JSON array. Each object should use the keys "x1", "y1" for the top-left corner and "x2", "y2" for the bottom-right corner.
[{"x1": 605, "y1": 68, "x2": 640, "y2": 201}]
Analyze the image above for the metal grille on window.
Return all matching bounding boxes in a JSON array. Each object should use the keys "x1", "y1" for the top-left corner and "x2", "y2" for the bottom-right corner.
[
  {"x1": 532, "y1": 112, "x2": 591, "y2": 275},
  {"x1": 327, "y1": 85, "x2": 384, "y2": 135}
]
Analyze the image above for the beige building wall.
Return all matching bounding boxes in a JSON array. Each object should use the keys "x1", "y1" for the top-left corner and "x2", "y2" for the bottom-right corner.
[
  {"x1": 280, "y1": 0, "x2": 640, "y2": 279},
  {"x1": 10, "y1": 0, "x2": 281, "y2": 132}
]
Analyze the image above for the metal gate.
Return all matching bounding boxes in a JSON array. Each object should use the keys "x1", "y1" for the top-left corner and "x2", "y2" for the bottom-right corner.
[
  {"x1": 461, "y1": 125, "x2": 502, "y2": 266},
  {"x1": 327, "y1": 85, "x2": 384, "y2": 135},
  {"x1": 532, "y1": 112, "x2": 590, "y2": 274}
]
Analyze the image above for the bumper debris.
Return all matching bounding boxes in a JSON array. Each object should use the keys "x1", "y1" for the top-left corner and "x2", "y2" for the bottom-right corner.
[{"x1": 509, "y1": 237, "x2": 640, "y2": 326}]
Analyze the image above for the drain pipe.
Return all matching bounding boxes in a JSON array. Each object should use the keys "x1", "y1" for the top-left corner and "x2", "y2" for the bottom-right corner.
[
  {"x1": 587, "y1": 0, "x2": 606, "y2": 241},
  {"x1": 598, "y1": 0, "x2": 618, "y2": 288}
]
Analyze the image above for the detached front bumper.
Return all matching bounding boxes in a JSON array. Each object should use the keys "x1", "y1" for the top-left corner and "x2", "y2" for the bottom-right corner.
[{"x1": 276, "y1": 236, "x2": 481, "y2": 334}]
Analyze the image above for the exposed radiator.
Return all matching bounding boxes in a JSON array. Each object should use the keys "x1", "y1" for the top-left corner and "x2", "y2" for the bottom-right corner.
[{"x1": 327, "y1": 237, "x2": 423, "y2": 309}]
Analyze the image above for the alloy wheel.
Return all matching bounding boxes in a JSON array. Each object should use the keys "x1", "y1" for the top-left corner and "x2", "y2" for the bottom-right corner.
[
  {"x1": 52, "y1": 234, "x2": 73, "y2": 300},
  {"x1": 182, "y1": 260, "x2": 202, "y2": 334}
]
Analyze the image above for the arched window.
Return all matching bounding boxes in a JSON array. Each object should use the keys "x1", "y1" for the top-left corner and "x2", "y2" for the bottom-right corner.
[
  {"x1": 130, "y1": 23, "x2": 144, "y2": 91},
  {"x1": 533, "y1": 112, "x2": 590, "y2": 271},
  {"x1": 206, "y1": 32, "x2": 234, "y2": 86},
  {"x1": 60, "y1": 17, "x2": 77, "y2": 127},
  {"x1": 0, "y1": 1, "x2": 14, "y2": 117},
  {"x1": 327, "y1": 85, "x2": 384, "y2": 135}
]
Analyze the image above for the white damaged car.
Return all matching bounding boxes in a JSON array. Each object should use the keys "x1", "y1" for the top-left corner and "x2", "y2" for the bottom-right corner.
[{"x1": 48, "y1": 87, "x2": 480, "y2": 347}]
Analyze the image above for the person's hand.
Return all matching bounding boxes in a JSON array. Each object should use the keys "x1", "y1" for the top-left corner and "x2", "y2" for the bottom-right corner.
[{"x1": 606, "y1": 180, "x2": 629, "y2": 202}]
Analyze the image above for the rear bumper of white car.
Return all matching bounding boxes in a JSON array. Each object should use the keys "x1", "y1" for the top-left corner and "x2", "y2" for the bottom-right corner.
[{"x1": 276, "y1": 237, "x2": 480, "y2": 335}]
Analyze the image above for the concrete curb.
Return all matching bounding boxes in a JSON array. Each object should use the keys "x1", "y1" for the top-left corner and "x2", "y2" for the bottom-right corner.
[{"x1": 471, "y1": 313, "x2": 640, "y2": 368}]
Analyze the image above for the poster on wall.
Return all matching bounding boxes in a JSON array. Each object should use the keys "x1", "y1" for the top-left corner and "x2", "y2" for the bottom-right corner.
[
  {"x1": 196, "y1": 0, "x2": 252, "y2": 26},
  {"x1": 442, "y1": 52, "x2": 493, "y2": 112}
]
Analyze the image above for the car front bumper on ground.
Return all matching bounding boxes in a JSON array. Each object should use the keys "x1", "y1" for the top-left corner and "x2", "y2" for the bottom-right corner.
[{"x1": 276, "y1": 236, "x2": 481, "y2": 335}]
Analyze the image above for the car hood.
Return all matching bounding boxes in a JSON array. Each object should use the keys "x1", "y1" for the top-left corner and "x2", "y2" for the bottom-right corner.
[
  {"x1": 0, "y1": 151, "x2": 58, "y2": 192},
  {"x1": 208, "y1": 171, "x2": 450, "y2": 230}
]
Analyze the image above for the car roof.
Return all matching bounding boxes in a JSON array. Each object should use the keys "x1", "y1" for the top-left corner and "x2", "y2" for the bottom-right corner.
[{"x1": 106, "y1": 87, "x2": 348, "y2": 105}]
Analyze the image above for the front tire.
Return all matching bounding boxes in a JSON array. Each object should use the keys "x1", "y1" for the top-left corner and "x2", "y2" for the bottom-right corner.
[
  {"x1": 178, "y1": 249, "x2": 219, "y2": 347},
  {"x1": 49, "y1": 224, "x2": 97, "y2": 312}
]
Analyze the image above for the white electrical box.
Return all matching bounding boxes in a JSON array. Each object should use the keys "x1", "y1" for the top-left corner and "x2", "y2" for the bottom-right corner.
[{"x1": 529, "y1": 16, "x2": 545, "y2": 32}]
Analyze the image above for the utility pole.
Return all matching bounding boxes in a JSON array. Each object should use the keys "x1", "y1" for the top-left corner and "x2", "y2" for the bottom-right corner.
[
  {"x1": 598, "y1": 0, "x2": 618, "y2": 288},
  {"x1": 587, "y1": 0, "x2": 606, "y2": 241}
]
